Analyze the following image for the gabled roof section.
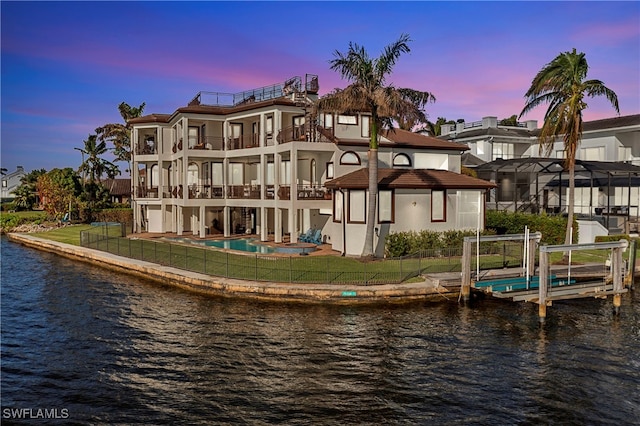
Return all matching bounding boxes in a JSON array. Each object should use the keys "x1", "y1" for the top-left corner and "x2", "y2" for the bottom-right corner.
[
  {"x1": 335, "y1": 128, "x2": 469, "y2": 151},
  {"x1": 102, "y1": 178, "x2": 131, "y2": 196},
  {"x1": 128, "y1": 113, "x2": 171, "y2": 125},
  {"x1": 324, "y1": 168, "x2": 496, "y2": 190},
  {"x1": 380, "y1": 128, "x2": 469, "y2": 150}
]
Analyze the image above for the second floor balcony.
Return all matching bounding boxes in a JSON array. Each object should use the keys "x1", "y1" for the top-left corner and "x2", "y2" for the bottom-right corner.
[{"x1": 135, "y1": 184, "x2": 332, "y2": 202}]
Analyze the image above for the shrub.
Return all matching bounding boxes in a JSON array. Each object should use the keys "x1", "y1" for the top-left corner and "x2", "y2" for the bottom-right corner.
[
  {"x1": 595, "y1": 234, "x2": 637, "y2": 243},
  {"x1": 384, "y1": 228, "x2": 495, "y2": 258},
  {"x1": 486, "y1": 210, "x2": 576, "y2": 245},
  {"x1": 94, "y1": 208, "x2": 133, "y2": 224}
]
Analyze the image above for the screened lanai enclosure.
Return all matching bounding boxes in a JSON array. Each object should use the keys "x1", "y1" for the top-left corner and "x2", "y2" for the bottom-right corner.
[{"x1": 475, "y1": 158, "x2": 640, "y2": 235}]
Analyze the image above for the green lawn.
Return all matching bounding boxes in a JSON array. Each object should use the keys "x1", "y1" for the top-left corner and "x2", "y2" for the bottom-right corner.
[
  {"x1": 31, "y1": 226, "x2": 637, "y2": 285},
  {"x1": 32, "y1": 224, "x2": 94, "y2": 245}
]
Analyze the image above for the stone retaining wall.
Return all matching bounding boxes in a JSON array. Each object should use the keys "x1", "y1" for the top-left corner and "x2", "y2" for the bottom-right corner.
[{"x1": 7, "y1": 233, "x2": 456, "y2": 304}]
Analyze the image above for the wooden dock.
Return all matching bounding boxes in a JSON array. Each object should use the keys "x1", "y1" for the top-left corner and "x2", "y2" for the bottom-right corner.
[{"x1": 460, "y1": 236, "x2": 634, "y2": 322}]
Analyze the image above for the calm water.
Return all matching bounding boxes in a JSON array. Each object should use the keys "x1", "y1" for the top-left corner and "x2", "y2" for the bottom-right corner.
[{"x1": 1, "y1": 236, "x2": 639, "y2": 425}]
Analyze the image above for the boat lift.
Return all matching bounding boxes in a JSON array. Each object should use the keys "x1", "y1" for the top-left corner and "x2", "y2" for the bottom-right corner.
[{"x1": 464, "y1": 234, "x2": 631, "y2": 322}]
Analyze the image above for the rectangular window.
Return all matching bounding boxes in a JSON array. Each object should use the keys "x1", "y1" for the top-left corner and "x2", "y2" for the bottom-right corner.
[
  {"x1": 188, "y1": 126, "x2": 199, "y2": 148},
  {"x1": 581, "y1": 146, "x2": 605, "y2": 161},
  {"x1": 348, "y1": 190, "x2": 366, "y2": 223},
  {"x1": 323, "y1": 113, "x2": 334, "y2": 129},
  {"x1": 333, "y1": 190, "x2": 343, "y2": 222},
  {"x1": 326, "y1": 162, "x2": 334, "y2": 179},
  {"x1": 280, "y1": 161, "x2": 291, "y2": 185},
  {"x1": 431, "y1": 190, "x2": 446, "y2": 222},
  {"x1": 337, "y1": 114, "x2": 358, "y2": 125},
  {"x1": 618, "y1": 146, "x2": 632, "y2": 162},
  {"x1": 378, "y1": 190, "x2": 394, "y2": 223},
  {"x1": 361, "y1": 115, "x2": 370, "y2": 138},
  {"x1": 492, "y1": 142, "x2": 514, "y2": 160},
  {"x1": 457, "y1": 190, "x2": 480, "y2": 228},
  {"x1": 212, "y1": 163, "x2": 223, "y2": 185}
]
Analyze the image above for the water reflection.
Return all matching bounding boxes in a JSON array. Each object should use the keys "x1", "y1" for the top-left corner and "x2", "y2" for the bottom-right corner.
[{"x1": 1, "y1": 236, "x2": 639, "y2": 425}]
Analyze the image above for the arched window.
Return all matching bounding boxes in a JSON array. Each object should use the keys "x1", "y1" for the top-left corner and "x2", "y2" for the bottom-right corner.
[
  {"x1": 393, "y1": 153, "x2": 412, "y2": 167},
  {"x1": 150, "y1": 164, "x2": 158, "y2": 187},
  {"x1": 340, "y1": 151, "x2": 361, "y2": 165},
  {"x1": 187, "y1": 163, "x2": 199, "y2": 186},
  {"x1": 310, "y1": 159, "x2": 317, "y2": 184}
]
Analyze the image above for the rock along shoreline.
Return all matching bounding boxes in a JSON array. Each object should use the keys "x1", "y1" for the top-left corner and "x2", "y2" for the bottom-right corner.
[{"x1": 7, "y1": 233, "x2": 458, "y2": 305}]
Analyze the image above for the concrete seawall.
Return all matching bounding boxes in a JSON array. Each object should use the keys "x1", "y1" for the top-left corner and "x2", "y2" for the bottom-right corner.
[{"x1": 7, "y1": 233, "x2": 457, "y2": 304}]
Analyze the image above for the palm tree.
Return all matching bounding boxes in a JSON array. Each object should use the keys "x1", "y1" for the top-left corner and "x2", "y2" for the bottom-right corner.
[
  {"x1": 519, "y1": 48, "x2": 619, "y2": 250},
  {"x1": 96, "y1": 101, "x2": 146, "y2": 163},
  {"x1": 78, "y1": 134, "x2": 119, "y2": 186},
  {"x1": 317, "y1": 34, "x2": 434, "y2": 257}
]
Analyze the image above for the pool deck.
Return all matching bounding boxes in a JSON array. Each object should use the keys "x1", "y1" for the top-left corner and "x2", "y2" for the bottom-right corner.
[
  {"x1": 141, "y1": 232, "x2": 338, "y2": 257},
  {"x1": 7, "y1": 233, "x2": 456, "y2": 304}
]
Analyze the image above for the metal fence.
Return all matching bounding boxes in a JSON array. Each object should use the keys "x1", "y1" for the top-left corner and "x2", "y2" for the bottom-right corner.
[{"x1": 80, "y1": 224, "x2": 525, "y2": 285}]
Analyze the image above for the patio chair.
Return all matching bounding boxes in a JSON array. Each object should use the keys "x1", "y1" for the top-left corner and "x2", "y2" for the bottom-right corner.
[
  {"x1": 308, "y1": 230, "x2": 322, "y2": 245},
  {"x1": 299, "y1": 228, "x2": 314, "y2": 242}
]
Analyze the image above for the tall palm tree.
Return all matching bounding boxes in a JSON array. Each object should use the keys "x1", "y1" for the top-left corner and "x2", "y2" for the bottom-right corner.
[
  {"x1": 78, "y1": 134, "x2": 119, "y2": 185},
  {"x1": 96, "y1": 101, "x2": 146, "y2": 163},
  {"x1": 519, "y1": 48, "x2": 619, "y2": 249},
  {"x1": 317, "y1": 34, "x2": 434, "y2": 257}
]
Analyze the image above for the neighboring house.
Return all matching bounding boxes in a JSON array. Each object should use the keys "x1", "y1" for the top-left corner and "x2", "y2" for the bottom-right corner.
[
  {"x1": 442, "y1": 114, "x2": 640, "y2": 240},
  {"x1": 102, "y1": 178, "x2": 132, "y2": 205},
  {"x1": 1, "y1": 166, "x2": 26, "y2": 202},
  {"x1": 129, "y1": 74, "x2": 495, "y2": 256}
]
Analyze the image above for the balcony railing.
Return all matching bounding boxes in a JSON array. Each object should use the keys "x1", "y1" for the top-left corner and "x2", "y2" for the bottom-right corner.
[
  {"x1": 139, "y1": 184, "x2": 331, "y2": 201},
  {"x1": 277, "y1": 124, "x2": 335, "y2": 144},
  {"x1": 135, "y1": 186, "x2": 159, "y2": 198},
  {"x1": 227, "y1": 185, "x2": 261, "y2": 199},
  {"x1": 296, "y1": 184, "x2": 331, "y2": 200},
  {"x1": 135, "y1": 141, "x2": 157, "y2": 155},
  {"x1": 189, "y1": 136, "x2": 225, "y2": 151},
  {"x1": 227, "y1": 134, "x2": 260, "y2": 150}
]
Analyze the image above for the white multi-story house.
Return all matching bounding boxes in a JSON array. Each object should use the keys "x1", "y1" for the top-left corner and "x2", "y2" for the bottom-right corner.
[
  {"x1": 441, "y1": 114, "x2": 640, "y2": 240},
  {"x1": 129, "y1": 75, "x2": 496, "y2": 256},
  {"x1": 1, "y1": 166, "x2": 26, "y2": 202}
]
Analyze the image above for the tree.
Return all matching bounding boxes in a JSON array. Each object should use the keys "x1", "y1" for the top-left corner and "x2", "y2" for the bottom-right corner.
[
  {"x1": 396, "y1": 88, "x2": 436, "y2": 131},
  {"x1": 426, "y1": 117, "x2": 454, "y2": 136},
  {"x1": 78, "y1": 134, "x2": 119, "y2": 185},
  {"x1": 36, "y1": 168, "x2": 81, "y2": 218},
  {"x1": 317, "y1": 34, "x2": 434, "y2": 257},
  {"x1": 12, "y1": 169, "x2": 46, "y2": 211},
  {"x1": 96, "y1": 101, "x2": 146, "y2": 164},
  {"x1": 499, "y1": 115, "x2": 519, "y2": 126},
  {"x1": 519, "y1": 48, "x2": 619, "y2": 250}
]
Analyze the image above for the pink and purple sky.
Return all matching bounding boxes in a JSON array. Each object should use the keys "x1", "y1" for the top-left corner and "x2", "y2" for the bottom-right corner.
[{"x1": 2, "y1": 1, "x2": 639, "y2": 174}]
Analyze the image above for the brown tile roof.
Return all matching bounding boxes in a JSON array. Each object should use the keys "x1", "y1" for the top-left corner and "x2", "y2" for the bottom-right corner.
[
  {"x1": 128, "y1": 98, "x2": 298, "y2": 125},
  {"x1": 102, "y1": 178, "x2": 131, "y2": 196},
  {"x1": 380, "y1": 128, "x2": 469, "y2": 150},
  {"x1": 324, "y1": 168, "x2": 496, "y2": 190},
  {"x1": 337, "y1": 128, "x2": 470, "y2": 151},
  {"x1": 128, "y1": 113, "x2": 171, "y2": 124}
]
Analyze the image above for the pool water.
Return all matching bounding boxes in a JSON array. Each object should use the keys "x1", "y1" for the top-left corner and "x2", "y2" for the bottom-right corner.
[{"x1": 201, "y1": 238, "x2": 275, "y2": 254}]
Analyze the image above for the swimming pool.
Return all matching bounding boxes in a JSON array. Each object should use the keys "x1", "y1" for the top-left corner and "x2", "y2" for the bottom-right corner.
[
  {"x1": 200, "y1": 238, "x2": 275, "y2": 254},
  {"x1": 162, "y1": 237, "x2": 316, "y2": 255}
]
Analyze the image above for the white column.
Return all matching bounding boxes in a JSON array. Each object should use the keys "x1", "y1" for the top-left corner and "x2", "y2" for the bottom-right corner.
[
  {"x1": 223, "y1": 206, "x2": 230, "y2": 237},
  {"x1": 261, "y1": 206, "x2": 268, "y2": 241},
  {"x1": 275, "y1": 208, "x2": 282, "y2": 243},
  {"x1": 177, "y1": 206, "x2": 183, "y2": 236},
  {"x1": 260, "y1": 113, "x2": 266, "y2": 147},
  {"x1": 199, "y1": 205, "x2": 206, "y2": 238}
]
